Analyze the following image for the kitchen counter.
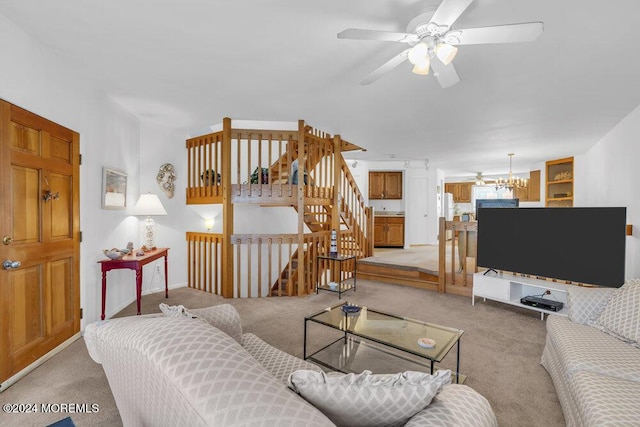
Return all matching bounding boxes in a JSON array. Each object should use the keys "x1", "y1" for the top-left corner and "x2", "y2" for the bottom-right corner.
[{"x1": 374, "y1": 211, "x2": 405, "y2": 217}]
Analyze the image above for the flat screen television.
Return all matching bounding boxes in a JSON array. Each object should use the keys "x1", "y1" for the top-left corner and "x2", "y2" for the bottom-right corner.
[{"x1": 476, "y1": 207, "x2": 626, "y2": 288}]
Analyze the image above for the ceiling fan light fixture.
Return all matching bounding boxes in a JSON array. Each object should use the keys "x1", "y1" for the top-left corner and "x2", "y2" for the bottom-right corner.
[
  {"x1": 436, "y1": 43, "x2": 458, "y2": 65},
  {"x1": 412, "y1": 57, "x2": 430, "y2": 75},
  {"x1": 408, "y1": 42, "x2": 428, "y2": 65}
]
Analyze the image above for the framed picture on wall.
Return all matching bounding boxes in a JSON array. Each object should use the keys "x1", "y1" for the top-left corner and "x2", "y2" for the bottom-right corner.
[{"x1": 102, "y1": 167, "x2": 127, "y2": 209}]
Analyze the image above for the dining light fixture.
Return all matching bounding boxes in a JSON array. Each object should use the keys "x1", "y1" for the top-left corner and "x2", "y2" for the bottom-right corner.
[
  {"x1": 133, "y1": 193, "x2": 167, "y2": 249},
  {"x1": 495, "y1": 154, "x2": 527, "y2": 192}
]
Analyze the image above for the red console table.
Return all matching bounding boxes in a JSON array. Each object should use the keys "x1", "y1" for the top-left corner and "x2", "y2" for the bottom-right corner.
[{"x1": 98, "y1": 248, "x2": 169, "y2": 320}]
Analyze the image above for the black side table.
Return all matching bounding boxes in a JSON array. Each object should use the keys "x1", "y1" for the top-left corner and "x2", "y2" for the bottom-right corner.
[{"x1": 316, "y1": 254, "x2": 356, "y2": 299}]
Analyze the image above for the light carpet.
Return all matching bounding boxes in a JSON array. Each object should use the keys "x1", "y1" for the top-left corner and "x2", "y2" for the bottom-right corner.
[{"x1": 0, "y1": 279, "x2": 564, "y2": 427}]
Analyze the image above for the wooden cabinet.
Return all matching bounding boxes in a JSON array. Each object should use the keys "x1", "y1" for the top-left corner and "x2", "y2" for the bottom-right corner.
[
  {"x1": 374, "y1": 221, "x2": 386, "y2": 247},
  {"x1": 386, "y1": 217, "x2": 405, "y2": 246},
  {"x1": 369, "y1": 172, "x2": 384, "y2": 200},
  {"x1": 384, "y1": 172, "x2": 402, "y2": 199},
  {"x1": 546, "y1": 157, "x2": 573, "y2": 207},
  {"x1": 444, "y1": 182, "x2": 472, "y2": 203},
  {"x1": 374, "y1": 216, "x2": 405, "y2": 247},
  {"x1": 369, "y1": 171, "x2": 403, "y2": 199},
  {"x1": 513, "y1": 170, "x2": 541, "y2": 202}
]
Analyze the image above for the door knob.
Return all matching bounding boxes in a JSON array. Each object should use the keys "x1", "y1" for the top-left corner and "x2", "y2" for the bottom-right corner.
[
  {"x1": 3, "y1": 260, "x2": 21, "y2": 270},
  {"x1": 2, "y1": 236, "x2": 13, "y2": 245}
]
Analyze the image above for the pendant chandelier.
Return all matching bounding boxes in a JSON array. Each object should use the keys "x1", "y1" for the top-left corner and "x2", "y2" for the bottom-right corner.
[{"x1": 495, "y1": 153, "x2": 527, "y2": 191}]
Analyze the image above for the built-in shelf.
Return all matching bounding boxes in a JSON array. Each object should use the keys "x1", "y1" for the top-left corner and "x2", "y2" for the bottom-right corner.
[
  {"x1": 546, "y1": 157, "x2": 574, "y2": 207},
  {"x1": 473, "y1": 271, "x2": 569, "y2": 320}
]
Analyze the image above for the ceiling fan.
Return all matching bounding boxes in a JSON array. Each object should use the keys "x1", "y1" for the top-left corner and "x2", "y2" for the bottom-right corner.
[
  {"x1": 337, "y1": 0, "x2": 543, "y2": 88},
  {"x1": 464, "y1": 172, "x2": 494, "y2": 185}
]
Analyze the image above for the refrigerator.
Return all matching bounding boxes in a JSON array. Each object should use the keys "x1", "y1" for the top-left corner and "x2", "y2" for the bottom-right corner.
[
  {"x1": 443, "y1": 193, "x2": 454, "y2": 220},
  {"x1": 443, "y1": 192, "x2": 454, "y2": 240}
]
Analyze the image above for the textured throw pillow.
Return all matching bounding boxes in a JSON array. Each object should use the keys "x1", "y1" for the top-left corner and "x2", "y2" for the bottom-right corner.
[
  {"x1": 594, "y1": 279, "x2": 640, "y2": 347},
  {"x1": 568, "y1": 286, "x2": 617, "y2": 325},
  {"x1": 287, "y1": 369, "x2": 451, "y2": 427},
  {"x1": 159, "y1": 303, "x2": 195, "y2": 318}
]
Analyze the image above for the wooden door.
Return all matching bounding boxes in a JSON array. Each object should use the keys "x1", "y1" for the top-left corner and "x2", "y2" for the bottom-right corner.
[
  {"x1": 368, "y1": 172, "x2": 384, "y2": 199},
  {"x1": 384, "y1": 172, "x2": 403, "y2": 199},
  {"x1": 0, "y1": 101, "x2": 80, "y2": 385}
]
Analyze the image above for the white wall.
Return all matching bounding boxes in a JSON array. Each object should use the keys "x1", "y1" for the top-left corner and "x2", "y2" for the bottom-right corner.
[
  {"x1": 0, "y1": 12, "x2": 143, "y2": 326},
  {"x1": 575, "y1": 104, "x2": 640, "y2": 279},
  {"x1": 138, "y1": 122, "x2": 205, "y2": 294}
]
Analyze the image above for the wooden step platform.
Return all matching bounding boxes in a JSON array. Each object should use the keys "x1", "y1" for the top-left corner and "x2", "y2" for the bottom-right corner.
[
  {"x1": 357, "y1": 259, "x2": 474, "y2": 297},
  {"x1": 356, "y1": 259, "x2": 439, "y2": 292}
]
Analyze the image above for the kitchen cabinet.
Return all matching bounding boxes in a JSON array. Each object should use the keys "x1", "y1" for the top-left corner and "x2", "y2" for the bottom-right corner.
[
  {"x1": 444, "y1": 182, "x2": 472, "y2": 203},
  {"x1": 374, "y1": 216, "x2": 405, "y2": 247},
  {"x1": 369, "y1": 171, "x2": 403, "y2": 199},
  {"x1": 546, "y1": 157, "x2": 573, "y2": 207}
]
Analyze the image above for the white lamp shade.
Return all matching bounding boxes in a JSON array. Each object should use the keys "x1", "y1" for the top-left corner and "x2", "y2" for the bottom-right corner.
[
  {"x1": 133, "y1": 193, "x2": 167, "y2": 216},
  {"x1": 412, "y1": 57, "x2": 430, "y2": 75},
  {"x1": 408, "y1": 43, "x2": 428, "y2": 65},
  {"x1": 436, "y1": 43, "x2": 458, "y2": 66}
]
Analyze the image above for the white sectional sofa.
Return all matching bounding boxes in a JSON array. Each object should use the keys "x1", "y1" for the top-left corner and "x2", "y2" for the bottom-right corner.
[
  {"x1": 85, "y1": 304, "x2": 497, "y2": 426},
  {"x1": 541, "y1": 281, "x2": 640, "y2": 426}
]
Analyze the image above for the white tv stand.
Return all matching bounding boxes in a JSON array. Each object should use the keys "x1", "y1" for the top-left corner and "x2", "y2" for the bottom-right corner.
[{"x1": 473, "y1": 270, "x2": 569, "y2": 320}]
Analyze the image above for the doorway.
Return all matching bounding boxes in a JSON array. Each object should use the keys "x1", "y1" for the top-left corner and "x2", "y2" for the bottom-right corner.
[{"x1": 408, "y1": 175, "x2": 429, "y2": 245}]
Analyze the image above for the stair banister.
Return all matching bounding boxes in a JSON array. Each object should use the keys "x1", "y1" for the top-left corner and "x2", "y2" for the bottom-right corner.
[{"x1": 222, "y1": 117, "x2": 234, "y2": 297}]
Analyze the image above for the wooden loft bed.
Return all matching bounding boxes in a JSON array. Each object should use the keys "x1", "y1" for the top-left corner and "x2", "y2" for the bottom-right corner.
[{"x1": 185, "y1": 117, "x2": 373, "y2": 299}]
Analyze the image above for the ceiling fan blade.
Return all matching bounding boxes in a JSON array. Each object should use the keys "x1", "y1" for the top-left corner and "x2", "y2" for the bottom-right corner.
[
  {"x1": 359, "y1": 49, "x2": 410, "y2": 85},
  {"x1": 446, "y1": 22, "x2": 544, "y2": 45},
  {"x1": 431, "y1": 59, "x2": 460, "y2": 88},
  {"x1": 430, "y1": 0, "x2": 474, "y2": 29},
  {"x1": 337, "y1": 28, "x2": 418, "y2": 43}
]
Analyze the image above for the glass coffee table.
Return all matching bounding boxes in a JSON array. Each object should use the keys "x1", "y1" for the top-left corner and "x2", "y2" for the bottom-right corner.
[{"x1": 304, "y1": 303, "x2": 465, "y2": 383}]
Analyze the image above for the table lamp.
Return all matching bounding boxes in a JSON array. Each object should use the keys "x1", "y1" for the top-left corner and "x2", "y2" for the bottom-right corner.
[{"x1": 133, "y1": 193, "x2": 167, "y2": 249}]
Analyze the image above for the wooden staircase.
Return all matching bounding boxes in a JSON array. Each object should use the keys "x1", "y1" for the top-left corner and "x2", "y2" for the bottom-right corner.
[
  {"x1": 268, "y1": 149, "x2": 369, "y2": 296},
  {"x1": 270, "y1": 248, "x2": 301, "y2": 296},
  {"x1": 185, "y1": 118, "x2": 372, "y2": 299}
]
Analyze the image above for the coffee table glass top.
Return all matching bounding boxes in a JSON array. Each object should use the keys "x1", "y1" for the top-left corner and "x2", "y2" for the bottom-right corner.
[{"x1": 306, "y1": 303, "x2": 463, "y2": 363}]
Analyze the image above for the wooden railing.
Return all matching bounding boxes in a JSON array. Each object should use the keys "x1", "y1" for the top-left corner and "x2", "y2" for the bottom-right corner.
[
  {"x1": 303, "y1": 130, "x2": 334, "y2": 200},
  {"x1": 438, "y1": 218, "x2": 478, "y2": 297},
  {"x1": 339, "y1": 161, "x2": 374, "y2": 258},
  {"x1": 232, "y1": 129, "x2": 297, "y2": 200},
  {"x1": 186, "y1": 122, "x2": 338, "y2": 205},
  {"x1": 186, "y1": 232, "x2": 224, "y2": 294},
  {"x1": 228, "y1": 231, "x2": 330, "y2": 298},
  {"x1": 186, "y1": 132, "x2": 224, "y2": 203}
]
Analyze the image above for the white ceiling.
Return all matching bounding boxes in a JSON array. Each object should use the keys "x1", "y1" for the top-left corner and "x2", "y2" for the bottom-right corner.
[{"x1": 2, "y1": 0, "x2": 640, "y2": 178}]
